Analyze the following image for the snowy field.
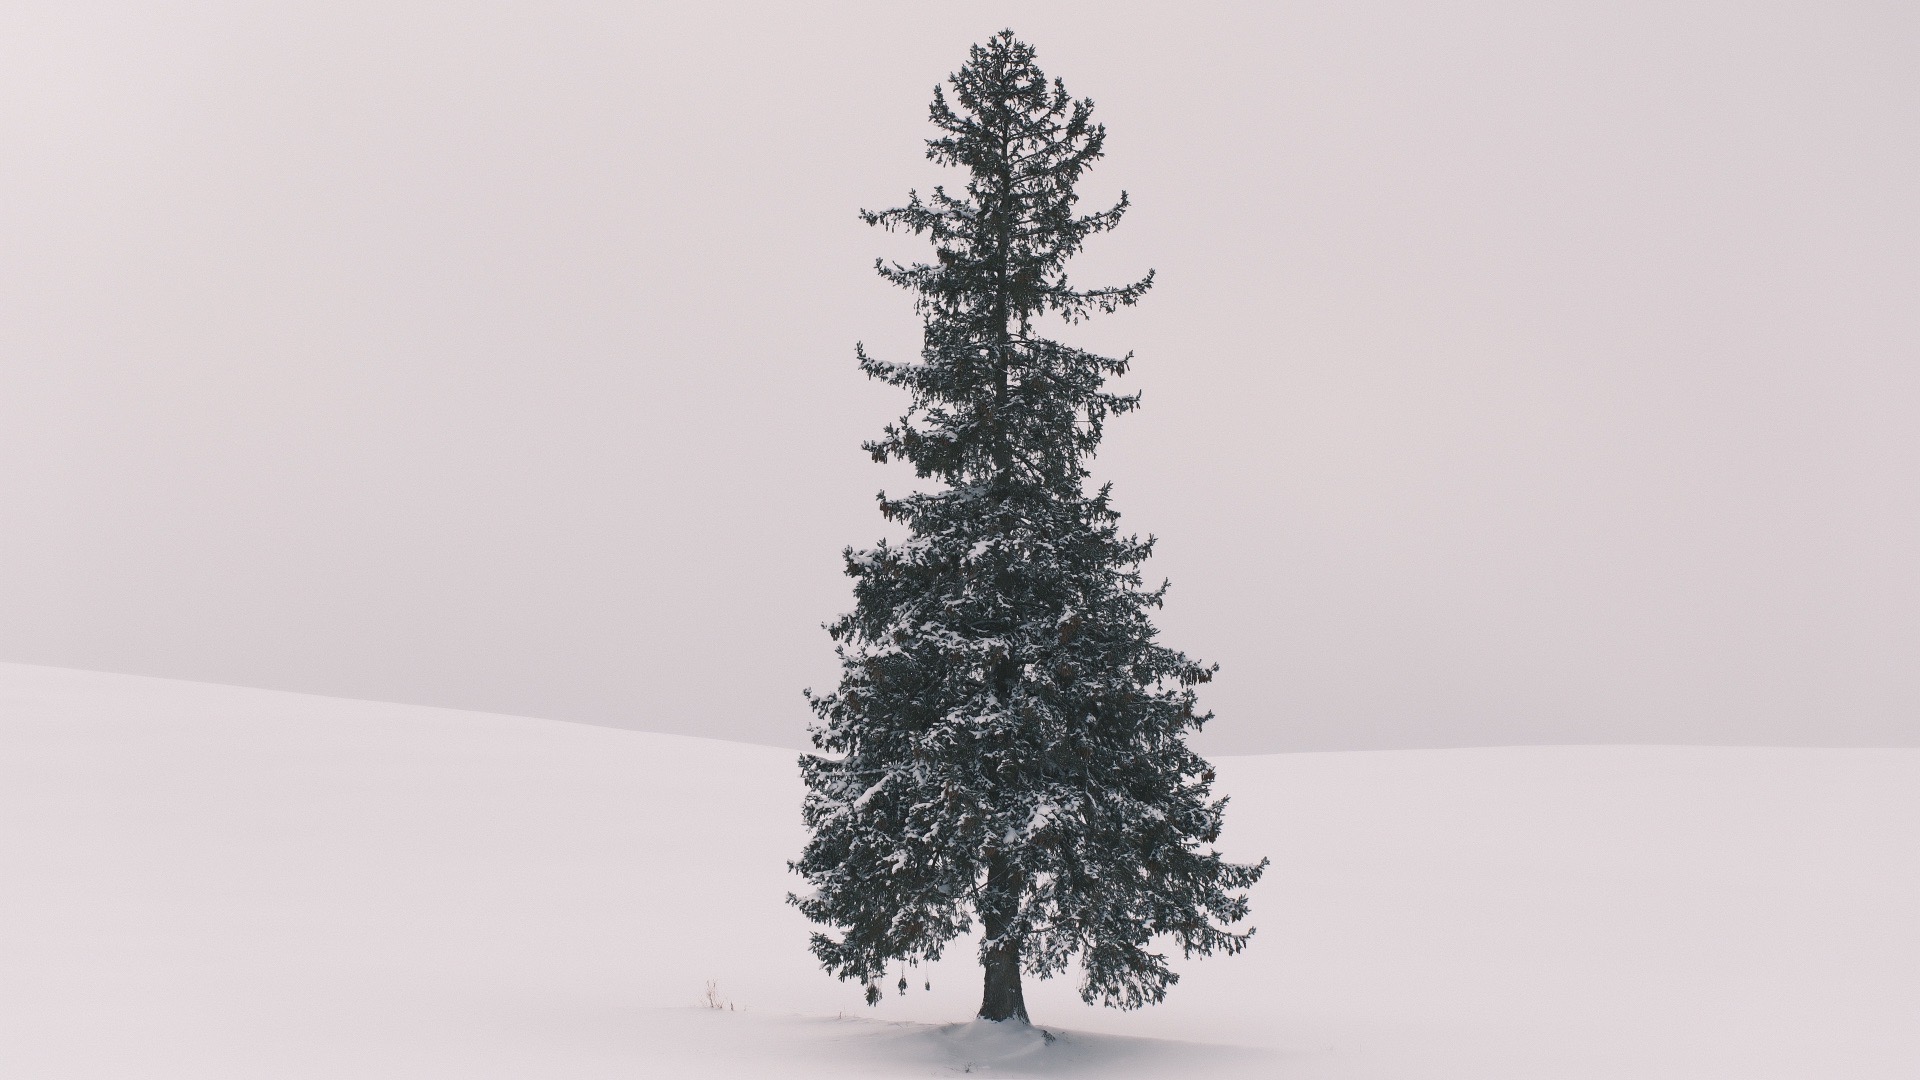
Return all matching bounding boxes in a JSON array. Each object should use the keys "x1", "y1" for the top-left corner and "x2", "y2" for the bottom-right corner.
[{"x1": 3, "y1": 662, "x2": 1915, "y2": 1078}]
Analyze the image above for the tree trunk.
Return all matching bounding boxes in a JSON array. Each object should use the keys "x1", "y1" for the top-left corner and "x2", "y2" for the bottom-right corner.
[
  {"x1": 977, "y1": 857, "x2": 1029, "y2": 1023},
  {"x1": 979, "y1": 935, "x2": 1027, "y2": 1022}
]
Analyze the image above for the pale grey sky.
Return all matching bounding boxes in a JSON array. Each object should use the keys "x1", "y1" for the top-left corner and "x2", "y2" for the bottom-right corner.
[{"x1": 1, "y1": 1, "x2": 1914, "y2": 753}]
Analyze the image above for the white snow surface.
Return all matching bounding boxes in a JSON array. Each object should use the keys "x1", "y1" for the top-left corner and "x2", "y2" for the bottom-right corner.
[{"x1": 3, "y1": 662, "x2": 1915, "y2": 1078}]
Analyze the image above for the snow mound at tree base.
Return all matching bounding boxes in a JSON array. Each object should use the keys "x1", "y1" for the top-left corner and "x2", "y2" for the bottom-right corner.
[
  {"x1": 3, "y1": 662, "x2": 1915, "y2": 1078},
  {"x1": 638, "y1": 1011, "x2": 1273, "y2": 1078}
]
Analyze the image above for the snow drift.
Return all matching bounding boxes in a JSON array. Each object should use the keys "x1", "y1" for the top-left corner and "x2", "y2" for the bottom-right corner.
[{"x1": 2, "y1": 662, "x2": 1914, "y2": 1077}]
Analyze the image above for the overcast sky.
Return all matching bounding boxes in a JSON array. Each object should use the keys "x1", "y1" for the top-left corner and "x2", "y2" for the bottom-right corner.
[{"x1": 1, "y1": 1, "x2": 1914, "y2": 753}]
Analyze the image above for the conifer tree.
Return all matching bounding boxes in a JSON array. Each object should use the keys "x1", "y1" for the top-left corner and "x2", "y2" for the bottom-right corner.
[{"x1": 792, "y1": 30, "x2": 1266, "y2": 1024}]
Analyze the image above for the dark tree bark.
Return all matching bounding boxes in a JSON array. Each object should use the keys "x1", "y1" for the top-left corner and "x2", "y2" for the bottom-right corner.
[
  {"x1": 977, "y1": 857, "x2": 1029, "y2": 1022},
  {"x1": 978, "y1": 937, "x2": 1028, "y2": 1023}
]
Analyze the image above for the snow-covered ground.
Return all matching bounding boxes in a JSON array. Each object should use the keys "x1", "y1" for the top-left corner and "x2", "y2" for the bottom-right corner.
[{"x1": 3, "y1": 662, "x2": 1914, "y2": 1078}]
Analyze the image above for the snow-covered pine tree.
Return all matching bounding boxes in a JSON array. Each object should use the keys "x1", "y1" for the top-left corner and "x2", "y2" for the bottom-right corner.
[{"x1": 792, "y1": 30, "x2": 1266, "y2": 1025}]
